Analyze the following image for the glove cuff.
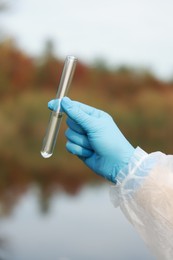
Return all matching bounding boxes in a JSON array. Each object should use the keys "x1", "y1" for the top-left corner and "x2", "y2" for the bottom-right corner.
[{"x1": 115, "y1": 146, "x2": 148, "y2": 184}]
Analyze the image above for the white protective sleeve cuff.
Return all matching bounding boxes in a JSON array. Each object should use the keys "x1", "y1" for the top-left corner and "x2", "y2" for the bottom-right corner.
[{"x1": 110, "y1": 147, "x2": 173, "y2": 260}]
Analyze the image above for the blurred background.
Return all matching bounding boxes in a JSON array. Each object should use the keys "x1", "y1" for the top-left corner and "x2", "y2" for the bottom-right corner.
[{"x1": 0, "y1": 0, "x2": 173, "y2": 259}]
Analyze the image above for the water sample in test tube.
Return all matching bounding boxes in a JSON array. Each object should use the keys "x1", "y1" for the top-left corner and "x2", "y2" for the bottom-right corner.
[{"x1": 41, "y1": 55, "x2": 77, "y2": 158}]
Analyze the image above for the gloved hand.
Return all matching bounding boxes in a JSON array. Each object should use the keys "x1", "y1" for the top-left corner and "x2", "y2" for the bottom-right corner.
[{"x1": 48, "y1": 97, "x2": 135, "y2": 183}]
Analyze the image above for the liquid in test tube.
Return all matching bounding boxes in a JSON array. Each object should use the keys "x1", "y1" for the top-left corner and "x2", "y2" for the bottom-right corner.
[{"x1": 41, "y1": 56, "x2": 77, "y2": 158}]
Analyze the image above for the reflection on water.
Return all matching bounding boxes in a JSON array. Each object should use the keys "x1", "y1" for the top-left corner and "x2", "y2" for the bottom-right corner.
[{"x1": 0, "y1": 180, "x2": 155, "y2": 260}]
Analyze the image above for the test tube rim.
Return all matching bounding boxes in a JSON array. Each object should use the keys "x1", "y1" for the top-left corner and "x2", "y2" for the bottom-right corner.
[{"x1": 66, "y1": 55, "x2": 78, "y2": 61}]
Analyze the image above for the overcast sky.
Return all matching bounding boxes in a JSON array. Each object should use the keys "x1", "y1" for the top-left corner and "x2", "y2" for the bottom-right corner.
[{"x1": 1, "y1": 0, "x2": 173, "y2": 80}]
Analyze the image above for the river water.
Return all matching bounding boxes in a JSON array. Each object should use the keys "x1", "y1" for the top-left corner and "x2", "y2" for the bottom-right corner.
[{"x1": 0, "y1": 183, "x2": 155, "y2": 260}]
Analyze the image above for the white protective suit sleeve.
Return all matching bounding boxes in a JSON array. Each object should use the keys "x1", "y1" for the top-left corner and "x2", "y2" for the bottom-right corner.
[{"x1": 110, "y1": 147, "x2": 173, "y2": 260}]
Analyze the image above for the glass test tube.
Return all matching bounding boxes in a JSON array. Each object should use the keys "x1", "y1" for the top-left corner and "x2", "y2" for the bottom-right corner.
[{"x1": 41, "y1": 56, "x2": 77, "y2": 158}]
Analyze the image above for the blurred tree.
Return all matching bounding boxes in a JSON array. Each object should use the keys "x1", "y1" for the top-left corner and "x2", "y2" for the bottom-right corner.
[
  {"x1": 92, "y1": 58, "x2": 109, "y2": 72},
  {"x1": 42, "y1": 39, "x2": 55, "y2": 61},
  {"x1": 35, "y1": 39, "x2": 62, "y2": 88},
  {"x1": 0, "y1": 0, "x2": 9, "y2": 40},
  {"x1": 0, "y1": 0, "x2": 8, "y2": 12},
  {"x1": 0, "y1": 39, "x2": 35, "y2": 96}
]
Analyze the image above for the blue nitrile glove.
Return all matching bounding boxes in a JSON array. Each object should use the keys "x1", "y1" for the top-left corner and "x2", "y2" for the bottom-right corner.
[{"x1": 48, "y1": 97, "x2": 135, "y2": 183}]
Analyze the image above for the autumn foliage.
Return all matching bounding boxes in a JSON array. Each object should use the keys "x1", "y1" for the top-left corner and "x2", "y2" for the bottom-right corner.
[{"x1": 0, "y1": 39, "x2": 173, "y2": 182}]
